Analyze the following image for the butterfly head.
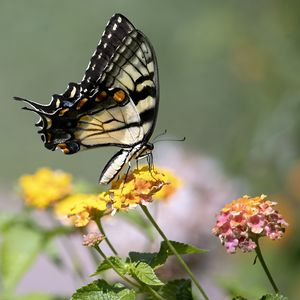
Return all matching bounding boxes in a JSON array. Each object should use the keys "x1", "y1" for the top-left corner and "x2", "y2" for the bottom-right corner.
[{"x1": 136, "y1": 143, "x2": 154, "y2": 160}]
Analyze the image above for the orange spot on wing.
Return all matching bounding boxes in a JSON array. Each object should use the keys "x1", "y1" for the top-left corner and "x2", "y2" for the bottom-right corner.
[
  {"x1": 113, "y1": 90, "x2": 126, "y2": 102},
  {"x1": 95, "y1": 91, "x2": 107, "y2": 102},
  {"x1": 76, "y1": 98, "x2": 88, "y2": 110},
  {"x1": 59, "y1": 108, "x2": 69, "y2": 116}
]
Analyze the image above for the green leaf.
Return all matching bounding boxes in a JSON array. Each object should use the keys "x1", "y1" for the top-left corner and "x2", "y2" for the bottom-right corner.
[
  {"x1": 128, "y1": 252, "x2": 157, "y2": 266},
  {"x1": 128, "y1": 241, "x2": 206, "y2": 271},
  {"x1": 70, "y1": 279, "x2": 135, "y2": 300},
  {"x1": 130, "y1": 262, "x2": 164, "y2": 286},
  {"x1": 0, "y1": 224, "x2": 45, "y2": 292},
  {"x1": 232, "y1": 297, "x2": 248, "y2": 300},
  {"x1": 153, "y1": 241, "x2": 206, "y2": 269},
  {"x1": 93, "y1": 256, "x2": 126, "y2": 276},
  {"x1": 160, "y1": 241, "x2": 206, "y2": 255},
  {"x1": 0, "y1": 212, "x2": 17, "y2": 231},
  {"x1": 159, "y1": 279, "x2": 193, "y2": 300},
  {"x1": 260, "y1": 294, "x2": 288, "y2": 300}
]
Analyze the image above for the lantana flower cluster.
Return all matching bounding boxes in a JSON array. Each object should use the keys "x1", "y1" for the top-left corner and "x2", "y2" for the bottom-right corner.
[
  {"x1": 19, "y1": 166, "x2": 180, "y2": 227},
  {"x1": 19, "y1": 168, "x2": 72, "y2": 208},
  {"x1": 107, "y1": 166, "x2": 180, "y2": 211},
  {"x1": 54, "y1": 193, "x2": 109, "y2": 227},
  {"x1": 212, "y1": 195, "x2": 288, "y2": 253}
]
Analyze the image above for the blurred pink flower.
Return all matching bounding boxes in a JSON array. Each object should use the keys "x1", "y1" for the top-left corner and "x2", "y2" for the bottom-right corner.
[{"x1": 212, "y1": 195, "x2": 288, "y2": 253}]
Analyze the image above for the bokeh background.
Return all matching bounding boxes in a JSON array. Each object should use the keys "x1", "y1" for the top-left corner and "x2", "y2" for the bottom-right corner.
[{"x1": 1, "y1": 0, "x2": 300, "y2": 299}]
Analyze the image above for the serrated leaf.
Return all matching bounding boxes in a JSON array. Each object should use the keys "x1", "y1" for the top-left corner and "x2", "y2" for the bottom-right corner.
[
  {"x1": 130, "y1": 262, "x2": 164, "y2": 286},
  {"x1": 159, "y1": 279, "x2": 193, "y2": 300},
  {"x1": 0, "y1": 224, "x2": 45, "y2": 292},
  {"x1": 128, "y1": 252, "x2": 157, "y2": 265},
  {"x1": 70, "y1": 279, "x2": 135, "y2": 300},
  {"x1": 260, "y1": 294, "x2": 288, "y2": 300},
  {"x1": 93, "y1": 256, "x2": 126, "y2": 276},
  {"x1": 117, "y1": 289, "x2": 136, "y2": 300},
  {"x1": 128, "y1": 250, "x2": 166, "y2": 270}
]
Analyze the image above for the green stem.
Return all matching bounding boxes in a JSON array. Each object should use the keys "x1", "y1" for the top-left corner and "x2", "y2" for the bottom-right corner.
[
  {"x1": 133, "y1": 275, "x2": 166, "y2": 300},
  {"x1": 140, "y1": 205, "x2": 210, "y2": 300},
  {"x1": 254, "y1": 237, "x2": 279, "y2": 294},
  {"x1": 94, "y1": 245, "x2": 139, "y2": 288},
  {"x1": 95, "y1": 218, "x2": 118, "y2": 256}
]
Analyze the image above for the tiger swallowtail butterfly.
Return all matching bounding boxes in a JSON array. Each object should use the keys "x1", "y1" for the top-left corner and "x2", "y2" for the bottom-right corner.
[{"x1": 14, "y1": 14, "x2": 159, "y2": 184}]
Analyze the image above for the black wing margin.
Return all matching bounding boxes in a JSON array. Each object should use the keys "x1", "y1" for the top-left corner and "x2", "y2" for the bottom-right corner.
[{"x1": 80, "y1": 14, "x2": 135, "y2": 95}]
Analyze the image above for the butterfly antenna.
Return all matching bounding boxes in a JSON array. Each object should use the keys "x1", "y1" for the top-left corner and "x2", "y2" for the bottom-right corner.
[
  {"x1": 153, "y1": 136, "x2": 186, "y2": 144},
  {"x1": 152, "y1": 129, "x2": 167, "y2": 142}
]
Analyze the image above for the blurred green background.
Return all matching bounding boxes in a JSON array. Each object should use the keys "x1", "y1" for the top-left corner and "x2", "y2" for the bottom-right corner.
[{"x1": 1, "y1": 0, "x2": 300, "y2": 298}]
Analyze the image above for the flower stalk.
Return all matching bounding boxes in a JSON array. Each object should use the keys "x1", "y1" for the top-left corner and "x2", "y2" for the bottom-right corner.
[
  {"x1": 254, "y1": 237, "x2": 279, "y2": 294},
  {"x1": 140, "y1": 204, "x2": 210, "y2": 300},
  {"x1": 94, "y1": 218, "x2": 118, "y2": 256}
]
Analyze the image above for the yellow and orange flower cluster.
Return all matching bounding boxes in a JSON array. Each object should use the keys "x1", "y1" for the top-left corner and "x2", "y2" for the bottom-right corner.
[
  {"x1": 212, "y1": 195, "x2": 288, "y2": 253},
  {"x1": 19, "y1": 166, "x2": 180, "y2": 227},
  {"x1": 54, "y1": 193, "x2": 109, "y2": 227},
  {"x1": 107, "y1": 166, "x2": 180, "y2": 211}
]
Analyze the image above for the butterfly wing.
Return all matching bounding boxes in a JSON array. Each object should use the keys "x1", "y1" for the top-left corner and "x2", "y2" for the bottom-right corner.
[
  {"x1": 80, "y1": 14, "x2": 135, "y2": 95},
  {"x1": 15, "y1": 14, "x2": 159, "y2": 156},
  {"x1": 76, "y1": 28, "x2": 159, "y2": 150}
]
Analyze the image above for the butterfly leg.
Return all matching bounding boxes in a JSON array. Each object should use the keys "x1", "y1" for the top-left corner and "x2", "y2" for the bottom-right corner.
[
  {"x1": 121, "y1": 164, "x2": 131, "y2": 192},
  {"x1": 145, "y1": 152, "x2": 158, "y2": 181}
]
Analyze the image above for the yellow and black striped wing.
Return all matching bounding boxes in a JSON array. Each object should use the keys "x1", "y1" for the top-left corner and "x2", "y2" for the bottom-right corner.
[{"x1": 15, "y1": 14, "x2": 159, "y2": 155}]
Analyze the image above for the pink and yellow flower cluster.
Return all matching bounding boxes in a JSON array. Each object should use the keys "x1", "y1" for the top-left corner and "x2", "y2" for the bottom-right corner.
[{"x1": 212, "y1": 195, "x2": 288, "y2": 253}]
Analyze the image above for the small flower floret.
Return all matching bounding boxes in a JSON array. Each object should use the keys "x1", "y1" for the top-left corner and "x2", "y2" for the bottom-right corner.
[{"x1": 82, "y1": 232, "x2": 104, "y2": 247}]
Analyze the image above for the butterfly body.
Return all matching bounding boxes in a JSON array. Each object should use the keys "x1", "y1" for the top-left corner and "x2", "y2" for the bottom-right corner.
[{"x1": 15, "y1": 14, "x2": 159, "y2": 184}]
